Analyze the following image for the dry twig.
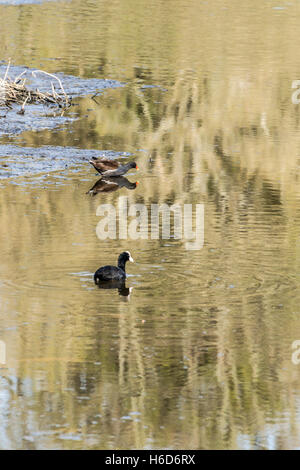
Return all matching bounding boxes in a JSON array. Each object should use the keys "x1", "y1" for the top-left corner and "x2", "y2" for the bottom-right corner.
[{"x1": 0, "y1": 63, "x2": 71, "y2": 110}]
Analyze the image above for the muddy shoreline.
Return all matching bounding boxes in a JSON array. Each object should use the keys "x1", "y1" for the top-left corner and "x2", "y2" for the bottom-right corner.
[
  {"x1": 0, "y1": 145, "x2": 132, "y2": 180},
  {"x1": 0, "y1": 63, "x2": 124, "y2": 180},
  {"x1": 0, "y1": 63, "x2": 123, "y2": 136}
]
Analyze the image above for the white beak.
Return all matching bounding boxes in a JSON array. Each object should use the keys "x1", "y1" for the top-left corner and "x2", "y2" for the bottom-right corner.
[{"x1": 129, "y1": 255, "x2": 134, "y2": 263}]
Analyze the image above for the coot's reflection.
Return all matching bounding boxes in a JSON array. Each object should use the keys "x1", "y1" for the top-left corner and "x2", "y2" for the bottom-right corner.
[
  {"x1": 87, "y1": 176, "x2": 138, "y2": 196},
  {"x1": 95, "y1": 279, "x2": 133, "y2": 299}
]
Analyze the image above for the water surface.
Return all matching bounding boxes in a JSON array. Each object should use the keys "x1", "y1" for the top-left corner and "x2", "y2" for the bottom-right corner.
[{"x1": 0, "y1": 0, "x2": 300, "y2": 450}]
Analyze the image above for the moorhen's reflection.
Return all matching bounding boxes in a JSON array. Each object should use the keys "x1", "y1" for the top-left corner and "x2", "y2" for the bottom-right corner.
[
  {"x1": 86, "y1": 176, "x2": 138, "y2": 196},
  {"x1": 95, "y1": 279, "x2": 133, "y2": 299}
]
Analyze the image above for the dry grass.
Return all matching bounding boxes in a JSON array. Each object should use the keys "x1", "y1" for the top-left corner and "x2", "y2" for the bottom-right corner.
[{"x1": 0, "y1": 60, "x2": 71, "y2": 111}]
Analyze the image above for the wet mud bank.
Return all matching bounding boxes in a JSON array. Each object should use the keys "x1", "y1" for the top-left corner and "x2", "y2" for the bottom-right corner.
[
  {"x1": 0, "y1": 63, "x2": 123, "y2": 136},
  {"x1": 0, "y1": 145, "x2": 132, "y2": 180},
  {"x1": 0, "y1": 63, "x2": 124, "y2": 180}
]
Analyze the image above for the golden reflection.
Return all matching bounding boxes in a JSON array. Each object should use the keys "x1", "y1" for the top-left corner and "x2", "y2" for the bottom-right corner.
[{"x1": 0, "y1": 0, "x2": 300, "y2": 451}]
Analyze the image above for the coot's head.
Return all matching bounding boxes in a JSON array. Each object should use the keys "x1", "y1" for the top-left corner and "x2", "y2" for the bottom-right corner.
[
  {"x1": 130, "y1": 162, "x2": 138, "y2": 170},
  {"x1": 118, "y1": 251, "x2": 134, "y2": 265}
]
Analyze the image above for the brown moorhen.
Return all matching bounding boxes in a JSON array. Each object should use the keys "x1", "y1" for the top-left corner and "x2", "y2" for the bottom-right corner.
[{"x1": 89, "y1": 157, "x2": 138, "y2": 177}]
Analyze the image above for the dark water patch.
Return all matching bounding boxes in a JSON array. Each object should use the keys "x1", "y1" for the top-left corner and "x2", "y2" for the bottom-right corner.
[{"x1": 140, "y1": 84, "x2": 168, "y2": 92}]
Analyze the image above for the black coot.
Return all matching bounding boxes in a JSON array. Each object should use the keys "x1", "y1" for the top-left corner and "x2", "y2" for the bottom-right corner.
[{"x1": 94, "y1": 251, "x2": 134, "y2": 283}]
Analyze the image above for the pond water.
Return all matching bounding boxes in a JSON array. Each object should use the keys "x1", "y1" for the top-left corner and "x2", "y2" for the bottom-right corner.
[{"x1": 1, "y1": 0, "x2": 300, "y2": 450}]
